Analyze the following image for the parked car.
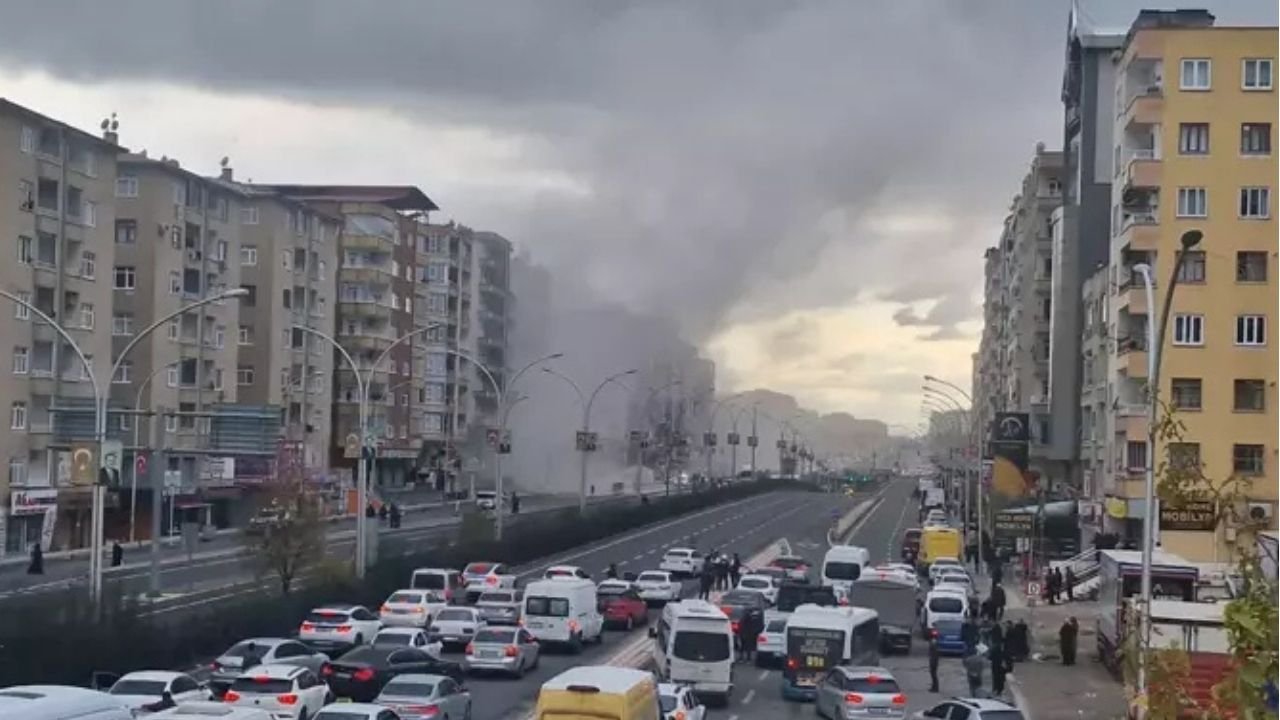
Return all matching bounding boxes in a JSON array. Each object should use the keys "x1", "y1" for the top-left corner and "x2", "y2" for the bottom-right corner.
[
  {"x1": 658, "y1": 548, "x2": 705, "y2": 577},
  {"x1": 208, "y1": 638, "x2": 329, "y2": 698},
  {"x1": 475, "y1": 589, "x2": 523, "y2": 626},
  {"x1": 374, "y1": 674, "x2": 472, "y2": 720},
  {"x1": 463, "y1": 626, "x2": 542, "y2": 677},
  {"x1": 298, "y1": 604, "x2": 383, "y2": 653},
  {"x1": 544, "y1": 565, "x2": 592, "y2": 580},
  {"x1": 658, "y1": 682, "x2": 707, "y2": 720},
  {"x1": 323, "y1": 645, "x2": 464, "y2": 702},
  {"x1": 223, "y1": 664, "x2": 329, "y2": 720},
  {"x1": 914, "y1": 698, "x2": 1025, "y2": 720},
  {"x1": 595, "y1": 580, "x2": 648, "y2": 630}
]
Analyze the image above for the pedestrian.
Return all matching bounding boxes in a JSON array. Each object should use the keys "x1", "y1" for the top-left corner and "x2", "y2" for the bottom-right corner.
[
  {"x1": 965, "y1": 542, "x2": 977, "y2": 571},
  {"x1": 510, "y1": 491, "x2": 521, "y2": 515},
  {"x1": 963, "y1": 649, "x2": 986, "y2": 697},
  {"x1": 718, "y1": 556, "x2": 731, "y2": 590},
  {"x1": 378, "y1": 503, "x2": 389, "y2": 523},
  {"x1": 27, "y1": 542, "x2": 43, "y2": 575},
  {"x1": 961, "y1": 617, "x2": 978, "y2": 654},
  {"x1": 730, "y1": 553, "x2": 742, "y2": 587},
  {"x1": 991, "y1": 583, "x2": 1006, "y2": 621},
  {"x1": 740, "y1": 610, "x2": 762, "y2": 662},
  {"x1": 1044, "y1": 568, "x2": 1056, "y2": 605},
  {"x1": 980, "y1": 596, "x2": 995, "y2": 622},
  {"x1": 606, "y1": 563, "x2": 619, "y2": 580},
  {"x1": 928, "y1": 633, "x2": 941, "y2": 692},
  {"x1": 1065, "y1": 566, "x2": 1076, "y2": 602},
  {"x1": 988, "y1": 620, "x2": 1005, "y2": 657},
  {"x1": 589, "y1": 484, "x2": 595, "y2": 496},
  {"x1": 1053, "y1": 567, "x2": 1064, "y2": 604},
  {"x1": 1010, "y1": 619, "x2": 1030, "y2": 662},
  {"x1": 111, "y1": 541, "x2": 124, "y2": 568},
  {"x1": 388, "y1": 503, "x2": 402, "y2": 529},
  {"x1": 991, "y1": 557, "x2": 1004, "y2": 587},
  {"x1": 1060, "y1": 616, "x2": 1079, "y2": 665},
  {"x1": 990, "y1": 643, "x2": 1008, "y2": 697},
  {"x1": 698, "y1": 565, "x2": 712, "y2": 600},
  {"x1": 365, "y1": 502, "x2": 377, "y2": 519}
]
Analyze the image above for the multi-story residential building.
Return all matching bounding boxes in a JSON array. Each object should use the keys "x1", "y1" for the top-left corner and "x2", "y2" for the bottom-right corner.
[
  {"x1": 1047, "y1": 17, "x2": 1125, "y2": 503},
  {"x1": 225, "y1": 171, "x2": 340, "y2": 480},
  {"x1": 1078, "y1": 266, "x2": 1110, "y2": 514},
  {"x1": 0, "y1": 100, "x2": 121, "y2": 554},
  {"x1": 974, "y1": 247, "x2": 1004, "y2": 458},
  {"x1": 267, "y1": 185, "x2": 438, "y2": 488},
  {"x1": 472, "y1": 231, "x2": 512, "y2": 427},
  {"x1": 1104, "y1": 10, "x2": 1278, "y2": 559}
]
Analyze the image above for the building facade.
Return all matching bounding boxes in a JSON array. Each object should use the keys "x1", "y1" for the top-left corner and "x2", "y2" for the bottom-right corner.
[{"x1": 1103, "y1": 12, "x2": 1278, "y2": 559}]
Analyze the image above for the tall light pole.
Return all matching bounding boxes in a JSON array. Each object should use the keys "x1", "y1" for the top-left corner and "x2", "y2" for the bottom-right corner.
[
  {"x1": 639, "y1": 379, "x2": 682, "y2": 495},
  {"x1": 1133, "y1": 227, "x2": 1201, "y2": 705},
  {"x1": 925, "y1": 380, "x2": 979, "y2": 544},
  {"x1": 129, "y1": 361, "x2": 180, "y2": 544},
  {"x1": 704, "y1": 392, "x2": 746, "y2": 482},
  {"x1": 543, "y1": 367, "x2": 637, "y2": 511}
]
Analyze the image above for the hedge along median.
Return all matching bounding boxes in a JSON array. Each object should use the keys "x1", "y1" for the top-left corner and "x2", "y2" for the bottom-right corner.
[{"x1": 0, "y1": 477, "x2": 803, "y2": 687}]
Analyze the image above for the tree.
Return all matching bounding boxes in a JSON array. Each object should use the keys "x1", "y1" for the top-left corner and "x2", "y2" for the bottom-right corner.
[{"x1": 242, "y1": 458, "x2": 326, "y2": 596}]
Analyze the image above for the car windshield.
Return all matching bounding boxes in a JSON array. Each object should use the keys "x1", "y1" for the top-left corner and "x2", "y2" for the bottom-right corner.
[
  {"x1": 665, "y1": 550, "x2": 689, "y2": 558},
  {"x1": 659, "y1": 694, "x2": 678, "y2": 713},
  {"x1": 740, "y1": 577, "x2": 770, "y2": 588},
  {"x1": 981, "y1": 712, "x2": 1026, "y2": 720},
  {"x1": 673, "y1": 631, "x2": 731, "y2": 662},
  {"x1": 638, "y1": 572, "x2": 667, "y2": 582},
  {"x1": 846, "y1": 675, "x2": 902, "y2": 693},
  {"x1": 109, "y1": 680, "x2": 167, "y2": 696},
  {"x1": 597, "y1": 585, "x2": 627, "y2": 596},
  {"x1": 224, "y1": 641, "x2": 274, "y2": 659},
  {"x1": 306, "y1": 610, "x2": 349, "y2": 623},
  {"x1": 464, "y1": 563, "x2": 492, "y2": 575},
  {"x1": 229, "y1": 677, "x2": 294, "y2": 695},
  {"x1": 824, "y1": 561, "x2": 862, "y2": 580},
  {"x1": 436, "y1": 609, "x2": 473, "y2": 622},
  {"x1": 380, "y1": 680, "x2": 435, "y2": 698},
  {"x1": 474, "y1": 628, "x2": 517, "y2": 643},
  {"x1": 316, "y1": 712, "x2": 379, "y2": 720},
  {"x1": 388, "y1": 592, "x2": 424, "y2": 604},
  {"x1": 374, "y1": 632, "x2": 416, "y2": 647},
  {"x1": 776, "y1": 584, "x2": 836, "y2": 612},
  {"x1": 721, "y1": 592, "x2": 758, "y2": 606},
  {"x1": 411, "y1": 574, "x2": 446, "y2": 590},
  {"x1": 546, "y1": 568, "x2": 574, "y2": 576},
  {"x1": 526, "y1": 596, "x2": 570, "y2": 617},
  {"x1": 929, "y1": 596, "x2": 964, "y2": 613},
  {"x1": 765, "y1": 619, "x2": 787, "y2": 632},
  {"x1": 772, "y1": 557, "x2": 805, "y2": 569},
  {"x1": 479, "y1": 592, "x2": 514, "y2": 603}
]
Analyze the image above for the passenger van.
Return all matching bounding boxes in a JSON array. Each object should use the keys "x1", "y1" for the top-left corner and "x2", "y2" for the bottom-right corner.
[
  {"x1": 781, "y1": 605, "x2": 879, "y2": 701},
  {"x1": 534, "y1": 665, "x2": 660, "y2": 720},
  {"x1": 409, "y1": 567, "x2": 464, "y2": 604},
  {"x1": 522, "y1": 577, "x2": 604, "y2": 651},
  {"x1": 922, "y1": 588, "x2": 969, "y2": 636},
  {"x1": 919, "y1": 526, "x2": 962, "y2": 567},
  {"x1": 821, "y1": 545, "x2": 870, "y2": 592},
  {"x1": 0, "y1": 685, "x2": 132, "y2": 720},
  {"x1": 652, "y1": 599, "x2": 735, "y2": 704}
]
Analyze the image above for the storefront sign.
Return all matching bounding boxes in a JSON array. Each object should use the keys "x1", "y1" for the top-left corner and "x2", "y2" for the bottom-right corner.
[
  {"x1": 1160, "y1": 500, "x2": 1216, "y2": 532},
  {"x1": 10, "y1": 488, "x2": 57, "y2": 515},
  {"x1": 1104, "y1": 496, "x2": 1128, "y2": 519},
  {"x1": 993, "y1": 511, "x2": 1035, "y2": 537}
]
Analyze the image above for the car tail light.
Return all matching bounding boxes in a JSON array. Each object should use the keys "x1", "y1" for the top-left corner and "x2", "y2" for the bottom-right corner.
[
  {"x1": 785, "y1": 657, "x2": 798, "y2": 669},
  {"x1": 277, "y1": 693, "x2": 298, "y2": 705},
  {"x1": 844, "y1": 693, "x2": 864, "y2": 704},
  {"x1": 839, "y1": 597, "x2": 849, "y2": 606},
  {"x1": 485, "y1": 576, "x2": 498, "y2": 585},
  {"x1": 320, "y1": 663, "x2": 334, "y2": 676},
  {"x1": 674, "y1": 711, "x2": 687, "y2": 720},
  {"x1": 757, "y1": 634, "x2": 767, "y2": 644},
  {"x1": 223, "y1": 691, "x2": 241, "y2": 703},
  {"x1": 300, "y1": 622, "x2": 315, "y2": 631},
  {"x1": 866, "y1": 675, "x2": 881, "y2": 684},
  {"x1": 892, "y1": 694, "x2": 907, "y2": 705},
  {"x1": 568, "y1": 619, "x2": 580, "y2": 632},
  {"x1": 411, "y1": 606, "x2": 425, "y2": 613},
  {"x1": 465, "y1": 643, "x2": 475, "y2": 655},
  {"x1": 407, "y1": 706, "x2": 439, "y2": 717},
  {"x1": 505, "y1": 645, "x2": 519, "y2": 657},
  {"x1": 731, "y1": 622, "x2": 740, "y2": 633},
  {"x1": 353, "y1": 668, "x2": 376, "y2": 682},
  {"x1": 380, "y1": 604, "x2": 390, "y2": 613},
  {"x1": 719, "y1": 606, "x2": 732, "y2": 616},
  {"x1": 336, "y1": 624, "x2": 352, "y2": 633},
  {"x1": 209, "y1": 662, "x2": 220, "y2": 671},
  {"x1": 253, "y1": 676, "x2": 272, "y2": 684}
]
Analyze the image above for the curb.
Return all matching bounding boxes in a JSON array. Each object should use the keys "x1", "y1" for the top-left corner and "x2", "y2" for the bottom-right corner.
[{"x1": 1008, "y1": 673, "x2": 1035, "y2": 720}]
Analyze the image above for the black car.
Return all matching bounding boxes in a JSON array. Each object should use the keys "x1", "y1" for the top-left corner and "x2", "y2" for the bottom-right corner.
[
  {"x1": 775, "y1": 582, "x2": 837, "y2": 613},
  {"x1": 322, "y1": 646, "x2": 464, "y2": 702},
  {"x1": 718, "y1": 590, "x2": 767, "y2": 632}
]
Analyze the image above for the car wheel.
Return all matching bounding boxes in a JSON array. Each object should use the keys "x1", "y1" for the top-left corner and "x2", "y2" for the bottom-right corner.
[{"x1": 354, "y1": 634, "x2": 364, "y2": 645}]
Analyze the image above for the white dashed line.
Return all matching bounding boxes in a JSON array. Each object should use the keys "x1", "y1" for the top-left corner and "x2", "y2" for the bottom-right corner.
[{"x1": 742, "y1": 689, "x2": 756, "y2": 704}]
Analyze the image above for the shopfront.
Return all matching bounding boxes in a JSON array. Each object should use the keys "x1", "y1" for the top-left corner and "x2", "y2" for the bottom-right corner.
[{"x1": 6, "y1": 487, "x2": 57, "y2": 554}]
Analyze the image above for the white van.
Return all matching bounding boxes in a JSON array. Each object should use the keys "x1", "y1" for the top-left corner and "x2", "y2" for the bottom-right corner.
[
  {"x1": 409, "y1": 567, "x2": 464, "y2": 604},
  {"x1": 821, "y1": 545, "x2": 870, "y2": 592},
  {"x1": 0, "y1": 686, "x2": 132, "y2": 720},
  {"x1": 922, "y1": 588, "x2": 969, "y2": 634},
  {"x1": 652, "y1": 599, "x2": 735, "y2": 705},
  {"x1": 522, "y1": 577, "x2": 604, "y2": 651}
]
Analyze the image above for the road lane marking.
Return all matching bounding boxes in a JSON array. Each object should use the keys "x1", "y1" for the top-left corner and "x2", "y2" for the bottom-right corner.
[
  {"x1": 758, "y1": 669, "x2": 769, "y2": 681},
  {"x1": 743, "y1": 689, "x2": 756, "y2": 704}
]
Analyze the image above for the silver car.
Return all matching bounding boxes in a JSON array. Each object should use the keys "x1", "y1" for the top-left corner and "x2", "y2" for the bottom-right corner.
[
  {"x1": 462, "y1": 626, "x2": 540, "y2": 677},
  {"x1": 756, "y1": 616, "x2": 787, "y2": 666},
  {"x1": 475, "y1": 589, "x2": 523, "y2": 626},
  {"x1": 375, "y1": 673, "x2": 472, "y2": 720},
  {"x1": 815, "y1": 666, "x2": 907, "y2": 719},
  {"x1": 207, "y1": 638, "x2": 328, "y2": 698}
]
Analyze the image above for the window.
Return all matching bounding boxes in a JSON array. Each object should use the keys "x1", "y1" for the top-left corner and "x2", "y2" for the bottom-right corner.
[
  {"x1": 1234, "y1": 379, "x2": 1266, "y2": 412},
  {"x1": 1236, "y1": 315, "x2": 1266, "y2": 346},
  {"x1": 1241, "y1": 123, "x2": 1271, "y2": 155},
  {"x1": 18, "y1": 179, "x2": 33, "y2": 211},
  {"x1": 237, "y1": 366, "x2": 255, "y2": 386},
  {"x1": 169, "y1": 271, "x2": 182, "y2": 295},
  {"x1": 12, "y1": 347, "x2": 28, "y2": 375},
  {"x1": 1170, "y1": 378, "x2": 1202, "y2": 410},
  {"x1": 282, "y1": 288, "x2": 291, "y2": 309},
  {"x1": 112, "y1": 314, "x2": 133, "y2": 336},
  {"x1": 166, "y1": 321, "x2": 179, "y2": 341},
  {"x1": 19, "y1": 125, "x2": 34, "y2": 153},
  {"x1": 113, "y1": 266, "x2": 136, "y2": 290},
  {"x1": 113, "y1": 361, "x2": 132, "y2": 384},
  {"x1": 1168, "y1": 443, "x2": 1201, "y2": 472},
  {"x1": 213, "y1": 368, "x2": 224, "y2": 391},
  {"x1": 16, "y1": 235, "x2": 31, "y2": 264},
  {"x1": 240, "y1": 245, "x2": 258, "y2": 266},
  {"x1": 1173, "y1": 314, "x2": 1204, "y2": 346},
  {"x1": 1237, "y1": 251, "x2": 1268, "y2": 282},
  {"x1": 164, "y1": 415, "x2": 177, "y2": 433},
  {"x1": 1180, "y1": 59, "x2": 1211, "y2": 90},
  {"x1": 1240, "y1": 187, "x2": 1270, "y2": 218},
  {"x1": 1233, "y1": 444, "x2": 1265, "y2": 475},
  {"x1": 214, "y1": 325, "x2": 226, "y2": 349},
  {"x1": 1243, "y1": 59, "x2": 1273, "y2": 90},
  {"x1": 115, "y1": 175, "x2": 138, "y2": 197},
  {"x1": 238, "y1": 326, "x2": 253, "y2": 345},
  {"x1": 114, "y1": 219, "x2": 137, "y2": 245},
  {"x1": 82, "y1": 201, "x2": 96, "y2": 228},
  {"x1": 36, "y1": 178, "x2": 58, "y2": 211},
  {"x1": 214, "y1": 240, "x2": 228, "y2": 262},
  {"x1": 1177, "y1": 187, "x2": 1207, "y2": 217},
  {"x1": 10, "y1": 402, "x2": 26, "y2": 430},
  {"x1": 1178, "y1": 123, "x2": 1209, "y2": 155},
  {"x1": 240, "y1": 206, "x2": 259, "y2": 225},
  {"x1": 1176, "y1": 251, "x2": 1206, "y2": 283},
  {"x1": 78, "y1": 303, "x2": 94, "y2": 329},
  {"x1": 34, "y1": 232, "x2": 55, "y2": 267},
  {"x1": 166, "y1": 366, "x2": 179, "y2": 388},
  {"x1": 14, "y1": 292, "x2": 30, "y2": 320},
  {"x1": 9, "y1": 458, "x2": 27, "y2": 488},
  {"x1": 241, "y1": 285, "x2": 257, "y2": 307},
  {"x1": 78, "y1": 251, "x2": 96, "y2": 279}
]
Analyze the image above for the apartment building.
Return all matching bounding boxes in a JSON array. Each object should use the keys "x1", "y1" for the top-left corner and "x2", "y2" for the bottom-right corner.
[
  {"x1": 1104, "y1": 11, "x2": 1278, "y2": 559},
  {"x1": 1078, "y1": 265, "x2": 1110, "y2": 507},
  {"x1": 267, "y1": 185, "x2": 438, "y2": 488},
  {"x1": 974, "y1": 247, "x2": 1003, "y2": 458},
  {"x1": 0, "y1": 100, "x2": 121, "y2": 554},
  {"x1": 225, "y1": 173, "x2": 340, "y2": 480},
  {"x1": 472, "y1": 231, "x2": 512, "y2": 425}
]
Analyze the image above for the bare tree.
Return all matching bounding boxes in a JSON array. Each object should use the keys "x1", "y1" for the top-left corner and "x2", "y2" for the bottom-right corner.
[{"x1": 243, "y1": 455, "x2": 325, "y2": 596}]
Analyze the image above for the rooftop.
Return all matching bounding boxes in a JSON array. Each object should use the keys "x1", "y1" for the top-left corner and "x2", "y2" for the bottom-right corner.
[
  {"x1": 265, "y1": 184, "x2": 439, "y2": 212},
  {"x1": 0, "y1": 98, "x2": 126, "y2": 152}
]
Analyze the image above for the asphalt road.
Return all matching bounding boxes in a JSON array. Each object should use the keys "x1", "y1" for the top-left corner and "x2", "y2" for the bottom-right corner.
[{"x1": 0, "y1": 486, "x2": 671, "y2": 602}]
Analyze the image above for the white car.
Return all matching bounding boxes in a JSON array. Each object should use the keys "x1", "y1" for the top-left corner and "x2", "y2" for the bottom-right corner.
[
  {"x1": 474, "y1": 490, "x2": 507, "y2": 510},
  {"x1": 544, "y1": 564, "x2": 592, "y2": 580},
  {"x1": 868, "y1": 565, "x2": 921, "y2": 590},
  {"x1": 462, "y1": 561, "x2": 516, "y2": 602},
  {"x1": 298, "y1": 604, "x2": 382, "y2": 651},
  {"x1": 223, "y1": 664, "x2": 328, "y2": 720},
  {"x1": 658, "y1": 548, "x2": 705, "y2": 577},
  {"x1": 914, "y1": 697, "x2": 1026, "y2": 720},
  {"x1": 658, "y1": 682, "x2": 707, "y2": 720},
  {"x1": 314, "y1": 703, "x2": 390, "y2": 720},
  {"x1": 635, "y1": 570, "x2": 682, "y2": 603},
  {"x1": 928, "y1": 558, "x2": 964, "y2": 583},
  {"x1": 736, "y1": 573, "x2": 779, "y2": 605},
  {"x1": 756, "y1": 615, "x2": 787, "y2": 666},
  {"x1": 106, "y1": 670, "x2": 209, "y2": 711},
  {"x1": 150, "y1": 702, "x2": 274, "y2": 719},
  {"x1": 371, "y1": 627, "x2": 443, "y2": 657},
  {"x1": 428, "y1": 606, "x2": 485, "y2": 649},
  {"x1": 380, "y1": 589, "x2": 445, "y2": 628}
]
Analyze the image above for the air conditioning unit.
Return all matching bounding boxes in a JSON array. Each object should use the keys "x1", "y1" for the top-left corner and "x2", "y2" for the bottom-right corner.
[
  {"x1": 169, "y1": 226, "x2": 182, "y2": 248},
  {"x1": 1247, "y1": 502, "x2": 1274, "y2": 523}
]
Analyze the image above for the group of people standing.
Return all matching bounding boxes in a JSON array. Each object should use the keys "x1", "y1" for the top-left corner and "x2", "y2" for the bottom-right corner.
[
  {"x1": 696, "y1": 549, "x2": 741, "y2": 599},
  {"x1": 1042, "y1": 565, "x2": 1076, "y2": 604}
]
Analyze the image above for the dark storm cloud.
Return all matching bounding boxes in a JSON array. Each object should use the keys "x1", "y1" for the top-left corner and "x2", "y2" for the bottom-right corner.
[{"x1": 4, "y1": 0, "x2": 1268, "y2": 341}]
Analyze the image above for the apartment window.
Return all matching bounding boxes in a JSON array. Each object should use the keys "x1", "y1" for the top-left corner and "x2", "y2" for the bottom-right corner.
[
  {"x1": 282, "y1": 288, "x2": 292, "y2": 309},
  {"x1": 9, "y1": 458, "x2": 27, "y2": 488},
  {"x1": 240, "y1": 245, "x2": 258, "y2": 266},
  {"x1": 168, "y1": 271, "x2": 181, "y2": 295},
  {"x1": 1175, "y1": 251, "x2": 1206, "y2": 283},
  {"x1": 34, "y1": 232, "x2": 55, "y2": 267},
  {"x1": 238, "y1": 326, "x2": 253, "y2": 345},
  {"x1": 1172, "y1": 314, "x2": 1205, "y2": 346},
  {"x1": 237, "y1": 366, "x2": 255, "y2": 386},
  {"x1": 1126, "y1": 440, "x2": 1148, "y2": 470},
  {"x1": 1170, "y1": 378, "x2": 1202, "y2": 410},
  {"x1": 118, "y1": 415, "x2": 130, "y2": 432},
  {"x1": 112, "y1": 314, "x2": 133, "y2": 336},
  {"x1": 1237, "y1": 251, "x2": 1268, "y2": 282},
  {"x1": 114, "y1": 219, "x2": 137, "y2": 245},
  {"x1": 14, "y1": 292, "x2": 30, "y2": 320},
  {"x1": 1241, "y1": 123, "x2": 1272, "y2": 155},
  {"x1": 241, "y1": 285, "x2": 257, "y2": 307},
  {"x1": 82, "y1": 201, "x2": 96, "y2": 228},
  {"x1": 1180, "y1": 59, "x2": 1211, "y2": 90},
  {"x1": 1178, "y1": 123, "x2": 1209, "y2": 155},
  {"x1": 36, "y1": 178, "x2": 58, "y2": 212},
  {"x1": 240, "y1": 206, "x2": 259, "y2": 225},
  {"x1": 1176, "y1": 187, "x2": 1207, "y2": 217},
  {"x1": 166, "y1": 321, "x2": 179, "y2": 342},
  {"x1": 1243, "y1": 59, "x2": 1273, "y2": 90},
  {"x1": 10, "y1": 402, "x2": 26, "y2": 430},
  {"x1": 1236, "y1": 315, "x2": 1267, "y2": 346},
  {"x1": 12, "y1": 347, "x2": 28, "y2": 375},
  {"x1": 213, "y1": 239, "x2": 228, "y2": 262},
  {"x1": 1234, "y1": 379, "x2": 1266, "y2": 412},
  {"x1": 16, "y1": 235, "x2": 32, "y2": 264},
  {"x1": 113, "y1": 361, "x2": 132, "y2": 384},
  {"x1": 78, "y1": 303, "x2": 94, "y2": 330},
  {"x1": 1240, "y1": 187, "x2": 1270, "y2": 218},
  {"x1": 19, "y1": 125, "x2": 34, "y2": 153},
  {"x1": 113, "y1": 266, "x2": 136, "y2": 290},
  {"x1": 18, "y1": 179, "x2": 33, "y2": 211},
  {"x1": 166, "y1": 366, "x2": 178, "y2": 388},
  {"x1": 213, "y1": 325, "x2": 226, "y2": 349},
  {"x1": 78, "y1": 251, "x2": 96, "y2": 279},
  {"x1": 1168, "y1": 443, "x2": 1201, "y2": 472},
  {"x1": 1234, "y1": 444, "x2": 1266, "y2": 475},
  {"x1": 164, "y1": 415, "x2": 178, "y2": 433},
  {"x1": 115, "y1": 176, "x2": 138, "y2": 198}
]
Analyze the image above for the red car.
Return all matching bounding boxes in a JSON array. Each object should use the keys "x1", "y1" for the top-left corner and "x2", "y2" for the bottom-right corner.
[{"x1": 595, "y1": 580, "x2": 648, "y2": 630}]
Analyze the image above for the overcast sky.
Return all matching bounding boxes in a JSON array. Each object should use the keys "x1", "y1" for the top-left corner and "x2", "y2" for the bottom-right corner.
[{"x1": 1, "y1": 0, "x2": 1273, "y2": 429}]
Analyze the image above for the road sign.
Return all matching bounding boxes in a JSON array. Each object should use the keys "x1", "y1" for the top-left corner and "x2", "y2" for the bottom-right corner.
[
  {"x1": 1026, "y1": 580, "x2": 1041, "y2": 598},
  {"x1": 344, "y1": 433, "x2": 360, "y2": 459},
  {"x1": 747, "y1": 435, "x2": 758, "y2": 448},
  {"x1": 576, "y1": 431, "x2": 598, "y2": 452},
  {"x1": 727, "y1": 432, "x2": 740, "y2": 446},
  {"x1": 135, "y1": 452, "x2": 149, "y2": 478}
]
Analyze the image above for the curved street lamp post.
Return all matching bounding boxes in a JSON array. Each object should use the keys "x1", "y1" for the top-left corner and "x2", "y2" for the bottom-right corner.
[{"x1": 542, "y1": 367, "x2": 638, "y2": 511}]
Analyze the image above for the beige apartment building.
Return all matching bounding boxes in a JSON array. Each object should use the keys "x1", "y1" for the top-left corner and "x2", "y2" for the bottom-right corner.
[{"x1": 0, "y1": 100, "x2": 122, "y2": 554}]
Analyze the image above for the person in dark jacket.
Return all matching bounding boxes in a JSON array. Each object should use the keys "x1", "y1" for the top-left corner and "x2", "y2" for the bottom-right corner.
[
  {"x1": 365, "y1": 503, "x2": 377, "y2": 519},
  {"x1": 960, "y1": 618, "x2": 978, "y2": 653},
  {"x1": 1065, "y1": 566, "x2": 1076, "y2": 602},
  {"x1": 730, "y1": 553, "x2": 742, "y2": 587},
  {"x1": 510, "y1": 492, "x2": 520, "y2": 515},
  {"x1": 1009, "y1": 619, "x2": 1030, "y2": 662},
  {"x1": 991, "y1": 583, "x2": 1006, "y2": 620},
  {"x1": 1053, "y1": 568, "x2": 1065, "y2": 603},
  {"x1": 378, "y1": 503, "x2": 389, "y2": 523},
  {"x1": 388, "y1": 503, "x2": 402, "y2": 529},
  {"x1": 111, "y1": 541, "x2": 124, "y2": 567},
  {"x1": 698, "y1": 566, "x2": 713, "y2": 600},
  {"x1": 990, "y1": 643, "x2": 1008, "y2": 697},
  {"x1": 739, "y1": 610, "x2": 763, "y2": 662},
  {"x1": 1060, "y1": 616, "x2": 1079, "y2": 665},
  {"x1": 928, "y1": 634, "x2": 941, "y2": 692},
  {"x1": 27, "y1": 542, "x2": 43, "y2": 575}
]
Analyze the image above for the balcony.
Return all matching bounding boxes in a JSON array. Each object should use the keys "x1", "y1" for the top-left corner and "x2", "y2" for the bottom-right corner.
[
  {"x1": 343, "y1": 328, "x2": 396, "y2": 351},
  {"x1": 1111, "y1": 476, "x2": 1147, "y2": 500},
  {"x1": 1124, "y1": 149, "x2": 1161, "y2": 190},
  {"x1": 340, "y1": 265, "x2": 395, "y2": 286},
  {"x1": 1115, "y1": 410, "x2": 1149, "y2": 439},
  {"x1": 342, "y1": 233, "x2": 395, "y2": 252},
  {"x1": 1117, "y1": 211, "x2": 1159, "y2": 252},
  {"x1": 338, "y1": 298, "x2": 396, "y2": 319},
  {"x1": 1116, "y1": 340, "x2": 1148, "y2": 378},
  {"x1": 1116, "y1": 284, "x2": 1149, "y2": 315}
]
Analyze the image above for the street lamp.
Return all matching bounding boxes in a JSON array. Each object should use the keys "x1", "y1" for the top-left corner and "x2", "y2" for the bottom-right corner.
[
  {"x1": 639, "y1": 380, "x2": 682, "y2": 494},
  {"x1": 704, "y1": 392, "x2": 747, "y2": 482},
  {"x1": 1133, "y1": 226, "x2": 1202, "y2": 705},
  {"x1": 923, "y1": 375, "x2": 974, "y2": 404},
  {"x1": 541, "y1": 367, "x2": 638, "y2": 511},
  {"x1": 129, "y1": 361, "x2": 180, "y2": 544}
]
